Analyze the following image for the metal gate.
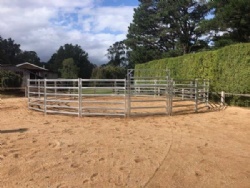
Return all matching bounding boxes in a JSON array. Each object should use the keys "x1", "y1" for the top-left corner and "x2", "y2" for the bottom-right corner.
[{"x1": 126, "y1": 69, "x2": 172, "y2": 116}]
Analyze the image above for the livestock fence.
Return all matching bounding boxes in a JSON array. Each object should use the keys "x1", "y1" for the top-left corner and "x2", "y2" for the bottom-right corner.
[{"x1": 27, "y1": 69, "x2": 209, "y2": 117}]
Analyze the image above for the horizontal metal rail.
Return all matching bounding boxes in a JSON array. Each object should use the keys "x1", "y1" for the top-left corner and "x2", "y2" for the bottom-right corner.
[
  {"x1": 130, "y1": 99, "x2": 166, "y2": 102},
  {"x1": 82, "y1": 107, "x2": 125, "y2": 110},
  {"x1": 46, "y1": 105, "x2": 79, "y2": 109},
  {"x1": 131, "y1": 106, "x2": 166, "y2": 109},
  {"x1": 81, "y1": 94, "x2": 126, "y2": 97},
  {"x1": 46, "y1": 99, "x2": 79, "y2": 103},
  {"x1": 81, "y1": 112, "x2": 126, "y2": 116},
  {"x1": 45, "y1": 110, "x2": 79, "y2": 115},
  {"x1": 29, "y1": 107, "x2": 44, "y2": 112},
  {"x1": 82, "y1": 101, "x2": 125, "y2": 104}
]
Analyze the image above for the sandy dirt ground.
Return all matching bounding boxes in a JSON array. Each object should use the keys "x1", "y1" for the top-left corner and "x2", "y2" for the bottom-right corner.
[{"x1": 0, "y1": 97, "x2": 250, "y2": 188}]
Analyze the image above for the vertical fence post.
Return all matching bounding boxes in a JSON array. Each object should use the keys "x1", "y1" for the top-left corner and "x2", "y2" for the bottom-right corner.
[
  {"x1": 114, "y1": 80, "x2": 117, "y2": 95},
  {"x1": 221, "y1": 91, "x2": 225, "y2": 105},
  {"x1": 154, "y1": 80, "x2": 157, "y2": 97},
  {"x1": 173, "y1": 81, "x2": 175, "y2": 98},
  {"x1": 27, "y1": 79, "x2": 30, "y2": 108},
  {"x1": 166, "y1": 79, "x2": 170, "y2": 115},
  {"x1": 38, "y1": 80, "x2": 41, "y2": 98},
  {"x1": 44, "y1": 79, "x2": 47, "y2": 115},
  {"x1": 126, "y1": 70, "x2": 133, "y2": 117},
  {"x1": 78, "y1": 78, "x2": 82, "y2": 117},
  {"x1": 124, "y1": 79, "x2": 126, "y2": 117},
  {"x1": 206, "y1": 80, "x2": 209, "y2": 107},
  {"x1": 190, "y1": 81, "x2": 193, "y2": 99},
  {"x1": 203, "y1": 79, "x2": 206, "y2": 103},
  {"x1": 127, "y1": 73, "x2": 131, "y2": 117},
  {"x1": 182, "y1": 88, "x2": 184, "y2": 100},
  {"x1": 54, "y1": 81, "x2": 57, "y2": 98},
  {"x1": 169, "y1": 79, "x2": 173, "y2": 115},
  {"x1": 195, "y1": 79, "x2": 198, "y2": 112}
]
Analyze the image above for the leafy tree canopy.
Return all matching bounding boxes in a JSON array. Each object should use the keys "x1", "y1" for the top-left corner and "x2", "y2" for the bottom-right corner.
[
  {"x1": 91, "y1": 65, "x2": 126, "y2": 79},
  {"x1": 0, "y1": 36, "x2": 22, "y2": 65},
  {"x1": 201, "y1": 0, "x2": 250, "y2": 48},
  {"x1": 0, "y1": 36, "x2": 41, "y2": 66},
  {"x1": 48, "y1": 43, "x2": 95, "y2": 78},
  {"x1": 0, "y1": 70, "x2": 22, "y2": 87},
  {"x1": 106, "y1": 41, "x2": 131, "y2": 68},
  {"x1": 125, "y1": 0, "x2": 210, "y2": 64},
  {"x1": 59, "y1": 58, "x2": 79, "y2": 79}
]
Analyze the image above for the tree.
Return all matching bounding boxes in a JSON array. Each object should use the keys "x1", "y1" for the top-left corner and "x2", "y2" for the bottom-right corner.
[
  {"x1": 91, "y1": 65, "x2": 126, "y2": 79},
  {"x1": 0, "y1": 70, "x2": 22, "y2": 87},
  {"x1": 106, "y1": 41, "x2": 130, "y2": 67},
  {"x1": 48, "y1": 44, "x2": 94, "y2": 78},
  {"x1": 126, "y1": 0, "x2": 163, "y2": 64},
  {"x1": 0, "y1": 36, "x2": 22, "y2": 65},
  {"x1": 158, "y1": 0, "x2": 210, "y2": 54},
  {"x1": 59, "y1": 58, "x2": 79, "y2": 79},
  {"x1": 0, "y1": 36, "x2": 42, "y2": 65},
  {"x1": 125, "y1": 0, "x2": 210, "y2": 64},
  {"x1": 17, "y1": 51, "x2": 40, "y2": 65},
  {"x1": 203, "y1": 0, "x2": 250, "y2": 47}
]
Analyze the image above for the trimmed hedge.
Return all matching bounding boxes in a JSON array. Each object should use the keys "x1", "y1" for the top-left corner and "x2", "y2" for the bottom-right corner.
[{"x1": 135, "y1": 43, "x2": 250, "y2": 94}]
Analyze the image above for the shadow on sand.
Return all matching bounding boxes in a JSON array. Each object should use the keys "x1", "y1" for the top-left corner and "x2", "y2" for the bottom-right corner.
[{"x1": 0, "y1": 128, "x2": 28, "y2": 134}]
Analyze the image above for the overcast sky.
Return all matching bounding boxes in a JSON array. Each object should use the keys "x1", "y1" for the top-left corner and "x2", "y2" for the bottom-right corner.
[{"x1": 0, "y1": 0, "x2": 138, "y2": 65}]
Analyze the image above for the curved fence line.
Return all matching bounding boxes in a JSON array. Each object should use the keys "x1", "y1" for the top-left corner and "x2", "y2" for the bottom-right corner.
[{"x1": 27, "y1": 70, "x2": 210, "y2": 117}]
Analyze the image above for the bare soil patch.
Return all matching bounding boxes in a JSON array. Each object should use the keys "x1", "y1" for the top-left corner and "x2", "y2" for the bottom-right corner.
[{"x1": 0, "y1": 97, "x2": 250, "y2": 187}]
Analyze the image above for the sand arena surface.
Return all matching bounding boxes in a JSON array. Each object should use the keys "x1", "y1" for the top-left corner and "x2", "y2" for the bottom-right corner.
[{"x1": 0, "y1": 97, "x2": 250, "y2": 187}]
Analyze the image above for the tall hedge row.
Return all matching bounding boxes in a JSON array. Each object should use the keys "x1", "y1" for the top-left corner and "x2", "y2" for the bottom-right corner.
[{"x1": 135, "y1": 43, "x2": 250, "y2": 94}]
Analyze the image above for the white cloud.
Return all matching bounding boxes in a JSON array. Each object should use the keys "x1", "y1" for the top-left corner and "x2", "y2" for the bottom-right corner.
[
  {"x1": 89, "y1": 6, "x2": 135, "y2": 33},
  {"x1": 0, "y1": 0, "x2": 136, "y2": 65}
]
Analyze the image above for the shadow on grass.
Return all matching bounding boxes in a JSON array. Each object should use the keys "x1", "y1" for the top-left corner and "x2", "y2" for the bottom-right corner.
[{"x1": 0, "y1": 128, "x2": 28, "y2": 134}]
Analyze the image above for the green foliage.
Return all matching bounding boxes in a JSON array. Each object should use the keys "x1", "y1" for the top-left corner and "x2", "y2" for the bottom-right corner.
[
  {"x1": 202, "y1": 0, "x2": 250, "y2": 45},
  {"x1": 106, "y1": 40, "x2": 130, "y2": 67},
  {"x1": 0, "y1": 70, "x2": 22, "y2": 88},
  {"x1": 0, "y1": 36, "x2": 22, "y2": 65},
  {"x1": 0, "y1": 36, "x2": 42, "y2": 66},
  {"x1": 59, "y1": 58, "x2": 79, "y2": 79},
  {"x1": 136, "y1": 43, "x2": 250, "y2": 95},
  {"x1": 48, "y1": 44, "x2": 94, "y2": 78},
  {"x1": 17, "y1": 51, "x2": 41, "y2": 65},
  {"x1": 91, "y1": 65, "x2": 126, "y2": 79},
  {"x1": 125, "y1": 0, "x2": 210, "y2": 65}
]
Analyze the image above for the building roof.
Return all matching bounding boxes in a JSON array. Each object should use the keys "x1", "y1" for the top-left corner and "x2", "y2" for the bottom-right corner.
[{"x1": 16, "y1": 62, "x2": 48, "y2": 71}]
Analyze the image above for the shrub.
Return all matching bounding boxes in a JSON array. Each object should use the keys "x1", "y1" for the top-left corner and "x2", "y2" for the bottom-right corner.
[{"x1": 0, "y1": 70, "x2": 22, "y2": 88}]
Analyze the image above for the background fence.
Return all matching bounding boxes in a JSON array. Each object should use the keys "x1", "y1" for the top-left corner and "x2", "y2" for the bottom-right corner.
[{"x1": 171, "y1": 79, "x2": 209, "y2": 114}]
